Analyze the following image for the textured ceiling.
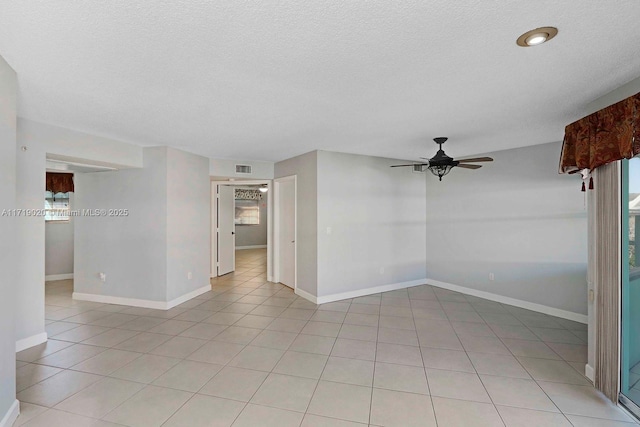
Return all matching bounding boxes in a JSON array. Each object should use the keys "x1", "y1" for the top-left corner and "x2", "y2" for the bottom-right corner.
[{"x1": 1, "y1": 1, "x2": 640, "y2": 162}]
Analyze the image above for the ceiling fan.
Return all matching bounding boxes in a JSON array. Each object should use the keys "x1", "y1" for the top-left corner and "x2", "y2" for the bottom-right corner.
[{"x1": 391, "y1": 137, "x2": 493, "y2": 181}]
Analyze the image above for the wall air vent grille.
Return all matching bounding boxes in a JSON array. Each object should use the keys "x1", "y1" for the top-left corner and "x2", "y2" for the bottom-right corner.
[{"x1": 235, "y1": 164, "x2": 252, "y2": 174}]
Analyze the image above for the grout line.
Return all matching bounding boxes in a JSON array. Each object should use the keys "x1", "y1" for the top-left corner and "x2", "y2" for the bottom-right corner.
[
  {"x1": 410, "y1": 291, "x2": 438, "y2": 427},
  {"x1": 32, "y1": 254, "x2": 610, "y2": 426}
]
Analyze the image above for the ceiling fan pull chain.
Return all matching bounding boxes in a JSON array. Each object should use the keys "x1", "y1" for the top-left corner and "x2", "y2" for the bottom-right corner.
[
  {"x1": 581, "y1": 181, "x2": 586, "y2": 192},
  {"x1": 588, "y1": 176, "x2": 594, "y2": 190}
]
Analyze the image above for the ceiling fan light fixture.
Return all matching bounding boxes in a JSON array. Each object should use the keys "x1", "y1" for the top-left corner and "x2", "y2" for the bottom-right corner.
[
  {"x1": 516, "y1": 27, "x2": 558, "y2": 47},
  {"x1": 428, "y1": 164, "x2": 454, "y2": 181}
]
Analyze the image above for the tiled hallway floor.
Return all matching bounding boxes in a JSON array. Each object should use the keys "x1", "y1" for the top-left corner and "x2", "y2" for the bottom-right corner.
[{"x1": 14, "y1": 249, "x2": 638, "y2": 426}]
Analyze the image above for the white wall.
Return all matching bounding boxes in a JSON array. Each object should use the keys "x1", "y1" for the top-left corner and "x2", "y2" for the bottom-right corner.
[
  {"x1": 15, "y1": 119, "x2": 144, "y2": 347},
  {"x1": 0, "y1": 55, "x2": 18, "y2": 426},
  {"x1": 75, "y1": 146, "x2": 210, "y2": 305},
  {"x1": 316, "y1": 151, "x2": 427, "y2": 298},
  {"x1": 210, "y1": 157, "x2": 274, "y2": 180},
  {"x1": 424, "y1": 142, "x2": 588, "y2": 316},
  {"x1": 45, "y1": 193, "x2": 74, "y2": 277},
  {"x1": 23, "y1": 119, "x2": 143, "y2": 169},
  {"x1": 274, "y1": 151, "x2": 318, "y2": 296},
  {"x1": 235, "y1": 196, "x2": 268, "y2": 247}
]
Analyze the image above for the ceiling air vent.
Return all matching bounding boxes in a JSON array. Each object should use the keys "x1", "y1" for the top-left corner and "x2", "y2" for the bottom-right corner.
[
  {"x1": 413, "y1": 164, "x2": 426, "y2": 173},
  {"x1": 235, "y1": 164, "x2": 252, "y2": 174}
]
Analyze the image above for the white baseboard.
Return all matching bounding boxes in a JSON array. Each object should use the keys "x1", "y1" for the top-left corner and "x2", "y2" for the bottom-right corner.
[
  {"x1": 0, "y1": 400, "x2": 19, "y2": 427},
  {"x1": 73, "y1": 285, "x2": 211, "y2": 310},
  {"x1": 45, "y1": 273, "x2": 73, "y2": 281},
  {"x1": 427, "y1": 279, "x2": 588, "y2": 324},
  {"x1": 236, "y1": 245, "x2": 267, "y2": 250},
  {"x1": 295, "y1": 288, "x2": 318, "y2": 304},
  {"x1": 166, "y1": 285, "x2": 212, "y2": 309},
  {"x1": 16, "y1": 332, "x2": 48, "y2": 352},
  {"x1": 296, "y1": 279, "x2": 428, "y2": 305},
  {"x1": 585, "y1": 364, "x2": 594, "y2": 382}
]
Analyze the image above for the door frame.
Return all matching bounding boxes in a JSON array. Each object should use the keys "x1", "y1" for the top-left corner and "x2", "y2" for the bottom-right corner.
[
  {"x1": 273, "y1": 175, "x2": 297, "y2": 290},
  {"x1": 210, "y1": 179, "x2": 273, "y2": 280}
]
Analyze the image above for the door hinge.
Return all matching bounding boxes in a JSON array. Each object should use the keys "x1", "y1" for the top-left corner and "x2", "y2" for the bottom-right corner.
[
  {"x1": 216, "y1": 193, "x2": 220, "y2": 199},
  {"x1": 216, "y1": 228, "x2": 220, "y2": 233}
]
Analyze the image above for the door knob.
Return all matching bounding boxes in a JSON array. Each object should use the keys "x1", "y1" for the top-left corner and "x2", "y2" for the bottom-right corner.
[
  {"x1": 232, "y1": 232, "x2": 235, "y2": 235},
  {"x1": 291, "y1": 240, "x2": 295, "y2": 243}
]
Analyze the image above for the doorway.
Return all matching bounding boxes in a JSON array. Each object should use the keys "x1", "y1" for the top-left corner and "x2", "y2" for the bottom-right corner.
[
  {"x1": 211, "y1": 180, "x2": 272, "y2": 279},
  {"x1": 274, "y1": 175, "x2": 296, "y2": 289}
]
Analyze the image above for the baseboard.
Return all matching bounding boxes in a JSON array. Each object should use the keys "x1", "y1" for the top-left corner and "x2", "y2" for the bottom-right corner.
[
  {"x1": 295, "y1": 288, "x2": 318, "y2": 304},
  {"x1": 297, "y1": 279, "x2": 428, "y2": 305},
  {"x1": 585, "y1": 364, "x2": 594, "y2": 382},
  {"x1": 0, "y1": 400, "x2": 19, "y2": 427},
  {"x1": 73, "y1": 285, "x2": 211, "y2": 310},
  {"x1": 427, "y1": 279, "x2": 588, "y2": 324},
  {"x1": 236, "y1": 245, "x2": 267, "y2": 250},
  {"x1": 166, "y1": 285, "x2": 212, "y2": 309},
  {"x1": 45, "y1": 273, "x2": 73, "y2": 281},
  {"x1": 16, "y1": 332, "x2": 48, "y2": 352}
]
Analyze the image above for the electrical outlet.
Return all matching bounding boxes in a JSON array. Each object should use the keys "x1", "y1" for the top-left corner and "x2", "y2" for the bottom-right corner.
[
  {"x1": 489, "y1": 272, "x2": 495, "y2": 281},
  {"x1": 99, "y1": 272, "x2": 106, "y2": 282},
  {"x1": 187, "y1": 271, "x2": 193, "y2": 280}
]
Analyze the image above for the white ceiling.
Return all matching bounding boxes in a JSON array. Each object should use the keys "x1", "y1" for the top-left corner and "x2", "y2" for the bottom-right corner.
[{"x1": 1, "y1": 1, "x2": 640, "y2": 162}]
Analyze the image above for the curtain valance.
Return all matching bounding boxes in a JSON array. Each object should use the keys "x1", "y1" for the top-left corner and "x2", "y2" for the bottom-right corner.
[
  {"x1": 234, "y1": 188, "x2": 262, "y2": 200},
  {"x1": 559, "y1": 92, "x2": 640, "y2": 174},
  {"x1": 46, "y1": 172, "x2": 74, "y2": 194}
]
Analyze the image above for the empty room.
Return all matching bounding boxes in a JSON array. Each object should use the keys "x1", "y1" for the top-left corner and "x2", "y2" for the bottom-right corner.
[{"x1": 2, "y1": 1, "x2": 640, "y2": 426}]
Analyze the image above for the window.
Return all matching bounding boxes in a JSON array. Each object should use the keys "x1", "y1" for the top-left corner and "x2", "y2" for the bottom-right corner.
[
  {"x1": 235, "y1": 199, "x2": 260, "y2": 225},
  {"x1": 629, "y1": 156, "x2": 640, "y2": 276},
  {"x1": 45, "y1": 191, "x2": 71, "y2": 221}
]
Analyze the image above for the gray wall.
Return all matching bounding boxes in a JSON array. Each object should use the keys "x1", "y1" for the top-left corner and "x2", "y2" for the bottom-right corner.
[
  {"x1": 235, "y1": 195, "x2": 268, "y2": 247},
  {"x1": 75, "y1": 146, "x2": 210, "y2": 303},
  {"x1": 15, "y1": 125, "x2": 46, "y2": 348},
  {"x1": 0, "y1": 55, "x2": 17, "y2": 423},
  {"x1": 316, "y1": 151, "x2": 427, "y2": 297},
  {"x1": 74, "y1": 147, "x2": 168, "y2": 301},
  {"x1": 274, "y1": 151, "x2": 318, "y2": 296},
  {"x1": 45, "y1": 193, "x2": 74, "y2": 277},
  {"x1": 16, "y1": 119, "x2": 143, "y2": 346},
  {"x1": 425, "y1": 142, "x2": 588, "y2": 315},
  {"x1": 166, "y1": 147, "x2": 210, "y2": 300}
]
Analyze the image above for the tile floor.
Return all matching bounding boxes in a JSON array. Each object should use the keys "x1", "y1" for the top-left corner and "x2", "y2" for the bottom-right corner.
[{"x1": 14, "y1": 249, "x2": 638, "y2": 426}]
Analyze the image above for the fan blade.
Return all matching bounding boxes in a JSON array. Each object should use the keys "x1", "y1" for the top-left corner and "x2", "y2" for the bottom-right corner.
[
  {"x1": 390, "y1": 163, "x2": 429, "y2": 168},
  {"x1": 456, "y1": 164, "x2": 482, "y2": 170},
  {"x1": 456, "y1": 157, "x2": 493, "y2": 163}
]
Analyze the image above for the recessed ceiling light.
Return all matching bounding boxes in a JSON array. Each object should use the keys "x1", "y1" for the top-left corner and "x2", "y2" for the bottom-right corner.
[{"x1": 516, "y1": 27, "x2": 558, "y2": 47}]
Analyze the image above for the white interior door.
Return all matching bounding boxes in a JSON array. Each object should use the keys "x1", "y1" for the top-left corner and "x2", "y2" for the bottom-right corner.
[
  {"x1": 277, "y1": 178, "x2": 296, "y2": 288},
  {"x1": 218, "y1": 185, "x2": 235, "y2": 276}
]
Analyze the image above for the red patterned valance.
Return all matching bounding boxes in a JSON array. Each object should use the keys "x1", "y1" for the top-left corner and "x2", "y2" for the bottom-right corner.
[
  {"x1": 46, "y1": 172, "x2": 74, "y2": 193},
  {"x1": 559, "y1": 92, "x2": 640, "y2": 174}
]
